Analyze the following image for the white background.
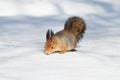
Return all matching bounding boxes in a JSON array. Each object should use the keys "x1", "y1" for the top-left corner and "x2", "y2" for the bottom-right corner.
[{"x1": 0, "y1": 0, "x2": 120, "y2": 80}]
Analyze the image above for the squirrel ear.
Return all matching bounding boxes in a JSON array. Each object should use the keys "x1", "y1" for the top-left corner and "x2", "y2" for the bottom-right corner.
[
  {"x1": 46, "y1": 29, "x2": 50, "y2": 40},
  {"x1": 51, "y1": 29, "x2": 54, "y2": 37}
]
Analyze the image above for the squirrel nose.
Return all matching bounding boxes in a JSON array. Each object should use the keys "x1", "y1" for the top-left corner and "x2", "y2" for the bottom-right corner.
[
  {"x1": 46, "y1": 53, "x2": 50, "y2": 55},
  {"x1": 46, "y1": 52, "x2": 51, "y2": 55},
  {"x1": 45, "y1": 51, "x2": 51, "y2": 55}
]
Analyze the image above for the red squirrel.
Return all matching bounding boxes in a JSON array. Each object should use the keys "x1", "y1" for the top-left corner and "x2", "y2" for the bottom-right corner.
[{"x1": 44, "y1": 16, "x2": 86, "y2": 55}]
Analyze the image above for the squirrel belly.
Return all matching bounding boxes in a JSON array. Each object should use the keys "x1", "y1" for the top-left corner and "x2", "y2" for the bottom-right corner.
[{"x1": 55, "y1": 30, "x2": 77, "y2": 52}]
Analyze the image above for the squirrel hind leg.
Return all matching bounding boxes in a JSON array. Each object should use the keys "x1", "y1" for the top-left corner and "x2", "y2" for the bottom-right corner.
[{"x1": 70, "y1": 49, "x2": 77, "y2": 52}]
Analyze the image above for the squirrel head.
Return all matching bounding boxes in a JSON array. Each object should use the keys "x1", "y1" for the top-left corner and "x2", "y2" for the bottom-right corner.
[{"x1": 44, "y1": 29, "x2": 57, "y2": 55}]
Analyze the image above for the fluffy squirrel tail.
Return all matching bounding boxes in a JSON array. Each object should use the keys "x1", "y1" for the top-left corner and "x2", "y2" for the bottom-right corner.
[{"x1": 64, "y1": 16, "x2": 86, "y2": 42}]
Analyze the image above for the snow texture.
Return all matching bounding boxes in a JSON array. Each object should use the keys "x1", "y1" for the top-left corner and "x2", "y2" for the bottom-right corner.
[{"x1": 0, "y1": 0, "x2": 120, "y2": 80}]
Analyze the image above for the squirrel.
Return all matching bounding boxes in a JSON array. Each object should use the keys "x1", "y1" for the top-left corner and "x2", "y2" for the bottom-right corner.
[{"x1": 44, "y1": 16, "x2": 86, "y2": 55}]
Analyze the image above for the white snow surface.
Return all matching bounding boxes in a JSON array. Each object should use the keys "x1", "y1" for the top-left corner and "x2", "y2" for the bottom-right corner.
[{"x1": 0, "y1": 0, "x2": 120, "y2": 80}]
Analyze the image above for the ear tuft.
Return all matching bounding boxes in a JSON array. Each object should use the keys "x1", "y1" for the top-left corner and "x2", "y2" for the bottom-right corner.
[
  {"x1": 46, "y1": 29, "x2": 50, "y2": 40},
  {"x1": 51, "y1": 29, "x2": 54, "y2": 36}
]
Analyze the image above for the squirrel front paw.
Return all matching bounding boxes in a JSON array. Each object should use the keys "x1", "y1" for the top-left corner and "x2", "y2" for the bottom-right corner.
[{"x1": 59, "y1": 49, "x2": 66, "y2": 54}]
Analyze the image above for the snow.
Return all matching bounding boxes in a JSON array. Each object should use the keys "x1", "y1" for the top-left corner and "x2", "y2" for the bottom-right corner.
[{"x1": 0, "y1": 0, "x2": 120, "y2": 80}]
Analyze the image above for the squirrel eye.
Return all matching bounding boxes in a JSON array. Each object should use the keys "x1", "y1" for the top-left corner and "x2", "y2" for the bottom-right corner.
[{"x1": 51, "y1": 46, "x2": 53, "y2": 49}]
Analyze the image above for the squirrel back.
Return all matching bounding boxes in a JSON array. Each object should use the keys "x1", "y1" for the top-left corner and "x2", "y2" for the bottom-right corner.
[{"x1": 64, "y1": 16, "x2": 86, "y2": 42}]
